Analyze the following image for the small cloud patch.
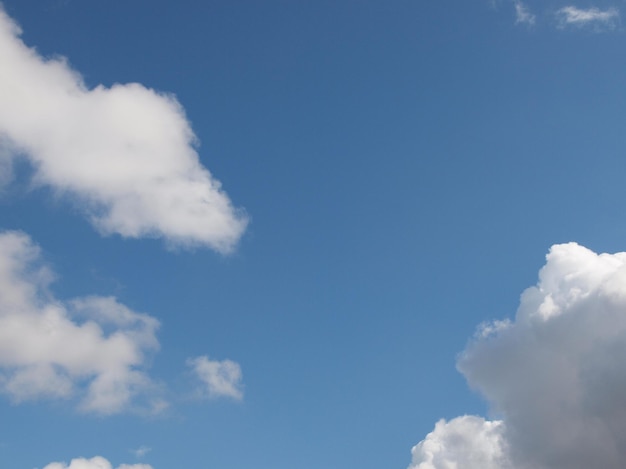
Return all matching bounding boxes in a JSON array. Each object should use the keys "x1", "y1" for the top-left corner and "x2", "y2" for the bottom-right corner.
[{"x1": 188, "y1": 355, "x2": 243, "y2": 400}]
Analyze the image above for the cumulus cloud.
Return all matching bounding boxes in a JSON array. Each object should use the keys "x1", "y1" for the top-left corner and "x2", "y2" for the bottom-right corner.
[
  {"x1": 410, "y1": 242, "x2": 626, "y2": 469},
  {"x1": 187, "y1": 355, "x2": 243, "y2": 400},
  {"x1": 556, "y1": 6, "x2": 620, "y2": 30},
  {"x1": 0, "y1": 230, "x2": 163, "y2": 415},
  {"x1": 513, "y1": 1, "x2": 536, "y2": 25},
  {"x1": 408, "y1": 416, "x2": 509, "y2": 469},
  {"x1": 43, "y1": 456, "x2": 153, "y2": 469},
  {"x1": 0, "y1": 8, "x2": 247, "y2": 252}
]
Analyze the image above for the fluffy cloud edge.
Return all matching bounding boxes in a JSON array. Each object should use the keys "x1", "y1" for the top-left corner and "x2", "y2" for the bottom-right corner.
[
  {"x1": 410, "y1": 242, "x2": 626, "y2": 468},
  {"x1": 0, "y1": 230, "x2": 165, "y2": 415},
  {"x1": 0, "y1": 7, "x2": 247, "y2": 252},
  {"x1": 408, "y1": 416, "x2": 509, "y2": 469},
  {"x1": 42, "y1": 456, "x2": 153, "y2": 469}
]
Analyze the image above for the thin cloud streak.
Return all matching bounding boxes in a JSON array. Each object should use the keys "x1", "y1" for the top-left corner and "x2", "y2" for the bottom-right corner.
[{"x1": 556, "y1": 5, "x2": 620, "y2": 29}]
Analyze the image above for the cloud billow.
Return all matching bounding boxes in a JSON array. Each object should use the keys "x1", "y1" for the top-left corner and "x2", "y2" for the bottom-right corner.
[
  {"x1": 409, "y1": 242, "x2": 626, "y2": 469},
  {"x1": 409, "y1": 416, "x2": 509, "y2": 469},
  {"x1": 0, "y1": 8, "x2": 247, "y2": 252},
  {"x1": 0, "y1": 230, "x2": 163, "y2": 415}
]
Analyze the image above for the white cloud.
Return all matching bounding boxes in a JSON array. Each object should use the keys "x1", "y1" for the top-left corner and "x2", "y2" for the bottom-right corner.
[
  {"x1": 556, "y1": 6, "x2": 620, "y2": 30},
  {"x1": 410, "y1": 242, "x2": 626, "y2": 469},
  {"x1": 0, "y1": 8, "x2": 247, "y2": 252},
  {"x1": 513, "y1": 1, "x2": 536, "y2": 25},
  {"x1": 188, "y1": 355, "x2": 243, "y2": 400},
  {"x1": 408, "y1": 416, "x2": 509, "y2": 469},
  {"x1": 0, "y1": 230, "x2": 163, "y2": 415},
  {"x1": 43, "y1": 456, "x2": 153, "y2": 469}
]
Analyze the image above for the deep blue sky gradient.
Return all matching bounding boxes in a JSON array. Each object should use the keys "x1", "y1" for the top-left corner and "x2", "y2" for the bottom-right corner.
[{"x1": 1, "y1": 1, "x2": 626, "y2": 468}]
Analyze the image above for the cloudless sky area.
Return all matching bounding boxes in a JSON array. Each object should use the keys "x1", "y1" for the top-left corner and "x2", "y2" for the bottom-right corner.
[{"x1": 2, "y1": 1, "x2": 626, "y2": 468}]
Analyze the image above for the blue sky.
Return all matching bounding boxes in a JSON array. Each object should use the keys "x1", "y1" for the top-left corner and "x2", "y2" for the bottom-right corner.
[{"x1": 2, "y1": 1, "x2": 626, "y2": 468}]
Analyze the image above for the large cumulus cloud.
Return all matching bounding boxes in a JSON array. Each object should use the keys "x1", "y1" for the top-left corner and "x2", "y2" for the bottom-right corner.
[
  {"x1": 409, "y1": 242, "x2": 626, "y2": 469},
  {"x1": 0, "y1": 7, "x2": 247, "y2": 252}
]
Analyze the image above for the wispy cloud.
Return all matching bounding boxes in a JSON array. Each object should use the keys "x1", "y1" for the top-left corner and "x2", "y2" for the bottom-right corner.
[
  {"x1": 556, "y1": 5, "x2": 620, "y2": 30},
  {"x1": 409, "y1": 243, "x2": 626, "y2": 468},
  {"x1": 187, "y1": 355, "x2": 243, "y2": 400},
  {"x1": 0, "y1": 231, "x2": 164, "y2": 415},
  {"x1": 0, "y1": 8, "x2": 247, "y2": 252},
  {"x1": 513, "y1": 1, "x2": 536, "y2": 25},
  {"x1": 131, "y1": 446, "x2": 152, "y2": 459}
]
